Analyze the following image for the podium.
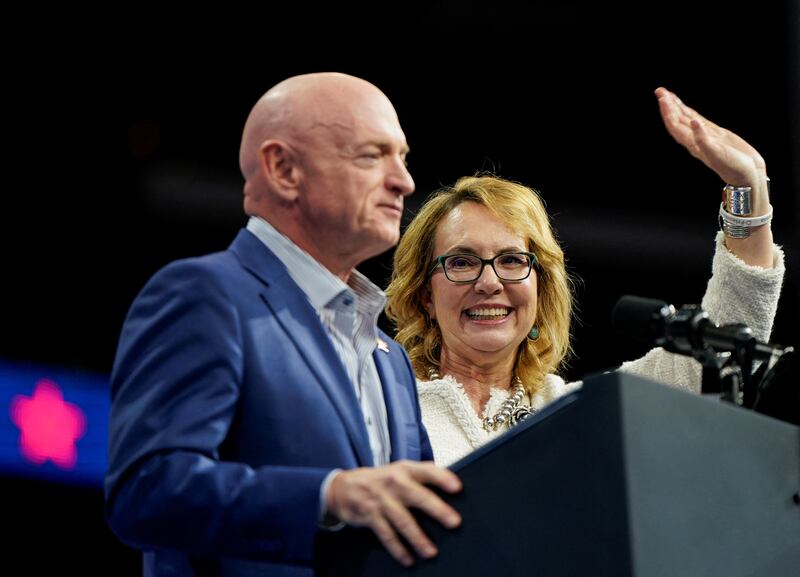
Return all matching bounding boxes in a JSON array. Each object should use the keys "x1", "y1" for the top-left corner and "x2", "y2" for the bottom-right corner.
[{"x1": 315, "y1": 372, "x2": 800, "y2": 577}]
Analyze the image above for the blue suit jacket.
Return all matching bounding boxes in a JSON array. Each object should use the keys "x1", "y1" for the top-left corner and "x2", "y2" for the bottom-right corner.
[{"x1": 105, "y1": 229, "x2": 433, "y2": 576}]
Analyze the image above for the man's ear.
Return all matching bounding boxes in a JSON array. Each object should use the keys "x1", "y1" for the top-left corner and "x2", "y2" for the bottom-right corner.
[{"x1": 260, "y1": 140, "x2": 301, "y2": 202}]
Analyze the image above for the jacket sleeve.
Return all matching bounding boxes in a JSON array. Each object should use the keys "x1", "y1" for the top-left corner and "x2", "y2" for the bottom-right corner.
[
  {"x1": 105, "y1": 260, "x2": 330, "y2": 564},
  {"x1": 619, "y1": 233, "x2": 785, "y2": 393}
]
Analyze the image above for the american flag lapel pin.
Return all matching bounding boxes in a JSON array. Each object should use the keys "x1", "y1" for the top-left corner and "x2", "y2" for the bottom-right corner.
[{"x1": 376, "y1": 338, "x2": 390, "y2": 353}]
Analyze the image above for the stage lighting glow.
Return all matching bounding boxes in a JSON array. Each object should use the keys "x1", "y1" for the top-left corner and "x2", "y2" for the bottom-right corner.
[{"x1": 1, "y1": 360, "x2": 108, "y2": 487}]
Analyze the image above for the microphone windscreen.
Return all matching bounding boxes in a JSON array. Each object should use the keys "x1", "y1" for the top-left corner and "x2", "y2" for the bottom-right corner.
[{"x1": 611, "y1": 295, "x2": 669, "y2": 343}]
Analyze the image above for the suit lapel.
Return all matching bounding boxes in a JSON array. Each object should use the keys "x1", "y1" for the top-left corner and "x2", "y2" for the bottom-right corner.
[
  {"x1": 230, "y1": 230, "x2": 374, "y2": 466},
  {"x1": 373, "y1": 341, "x2": 407, "y2": 461}
]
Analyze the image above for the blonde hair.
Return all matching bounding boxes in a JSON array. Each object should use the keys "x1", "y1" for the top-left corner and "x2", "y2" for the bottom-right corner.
[{"x1": 385, "y1": 174, "x2": 574, "y2": 395}]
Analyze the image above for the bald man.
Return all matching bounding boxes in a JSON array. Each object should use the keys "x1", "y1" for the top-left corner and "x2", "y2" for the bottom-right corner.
[{"x1": 105, "y1": 73, "x2": 462, "y2": 577}]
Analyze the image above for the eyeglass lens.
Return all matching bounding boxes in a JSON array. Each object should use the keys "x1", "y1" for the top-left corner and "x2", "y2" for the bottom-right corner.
[{"x1": 443, "y1": 253, "x2": 532, "y2": 282}]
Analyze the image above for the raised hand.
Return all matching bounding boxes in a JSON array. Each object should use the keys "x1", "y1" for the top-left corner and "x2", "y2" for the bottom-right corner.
[
  {"x1": 655, "y1": 86, "x2": 768, "y2": 193},
  {"x1": 655, "y1": 87, "x2": 773, "y2": 266}
]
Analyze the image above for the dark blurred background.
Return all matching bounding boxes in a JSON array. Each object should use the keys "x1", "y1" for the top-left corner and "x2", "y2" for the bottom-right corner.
[{"x1": 3, "y1": 2, "x2": 798, "y2": 574}]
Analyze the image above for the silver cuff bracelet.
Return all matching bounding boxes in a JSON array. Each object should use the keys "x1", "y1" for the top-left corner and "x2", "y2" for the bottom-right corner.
[{"x1": 723, "y1": 184, "x2": 752, "y2": 216}]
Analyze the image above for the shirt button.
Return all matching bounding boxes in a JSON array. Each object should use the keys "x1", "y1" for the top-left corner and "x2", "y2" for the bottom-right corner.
[{"x1": 367, "y1": 417, "x2": 373, "y2": 425}]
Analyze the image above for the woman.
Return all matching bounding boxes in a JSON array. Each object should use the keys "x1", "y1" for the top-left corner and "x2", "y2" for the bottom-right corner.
[{"x1": 385, "y1": 87, "x2": 785, "y2": 466}]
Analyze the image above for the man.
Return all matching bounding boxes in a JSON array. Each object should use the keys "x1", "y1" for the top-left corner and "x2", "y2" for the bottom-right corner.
[{"x1": 105, "y1": 72, "x2": 462, "y2": 577}]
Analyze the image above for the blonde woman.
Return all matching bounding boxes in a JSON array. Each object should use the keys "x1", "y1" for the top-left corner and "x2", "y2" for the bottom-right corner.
[{"x1": 386, "y1": 88, "x2": 784, "y2": 466}]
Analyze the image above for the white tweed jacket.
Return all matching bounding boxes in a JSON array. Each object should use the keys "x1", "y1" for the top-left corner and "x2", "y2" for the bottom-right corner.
[{"x1": 418, "y1": 233, "x2": 786, "y2": 466}]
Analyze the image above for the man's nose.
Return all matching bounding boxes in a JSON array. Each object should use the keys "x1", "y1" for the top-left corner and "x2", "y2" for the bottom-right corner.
[{"x1": 387, "y1": 156, "x2": 415, "y2": 197}]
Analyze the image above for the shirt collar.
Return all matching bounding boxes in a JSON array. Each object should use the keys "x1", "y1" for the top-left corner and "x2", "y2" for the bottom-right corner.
[{"x1": 246, "y1": 216, "x2": 386, "y2": 315}]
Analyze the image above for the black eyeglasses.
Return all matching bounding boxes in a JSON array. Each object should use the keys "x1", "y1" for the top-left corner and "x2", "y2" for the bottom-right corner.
[{"x1": 428, "y1": 252, "x2": 538, "y2": 283}]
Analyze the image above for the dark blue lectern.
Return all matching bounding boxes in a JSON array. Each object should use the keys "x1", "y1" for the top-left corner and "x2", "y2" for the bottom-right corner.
[{"x1": 315, "y1": 372, "x2": 800, "y2": 577}]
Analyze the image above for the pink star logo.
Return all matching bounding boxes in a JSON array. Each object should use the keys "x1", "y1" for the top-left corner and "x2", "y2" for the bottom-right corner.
[{"x1": 10, "y1": 378, "x2": 87, "y2": 469}]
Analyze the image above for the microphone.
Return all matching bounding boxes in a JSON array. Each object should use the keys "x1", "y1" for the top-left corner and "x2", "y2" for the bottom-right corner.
[
  {"x1": 611, "y1": 295, "x2": 797, "y2": 419},
  {"x1": 611, "y1": 295, "x2": 776, "y2": 360}
]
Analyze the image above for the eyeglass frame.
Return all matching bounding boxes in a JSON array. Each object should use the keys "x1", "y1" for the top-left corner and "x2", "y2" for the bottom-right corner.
[{"x1": 427, "y1": 251, "x2": 540, "y2": 284}]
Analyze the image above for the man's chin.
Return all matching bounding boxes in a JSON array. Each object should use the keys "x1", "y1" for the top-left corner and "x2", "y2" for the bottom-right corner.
[{"x1": 369, "y1": 230, "x2": 401, "y2": 253}]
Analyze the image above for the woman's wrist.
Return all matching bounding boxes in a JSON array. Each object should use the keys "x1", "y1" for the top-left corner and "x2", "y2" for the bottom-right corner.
[{"x1": 719, "y1": 177, "x2": 772, "y2": 239}]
